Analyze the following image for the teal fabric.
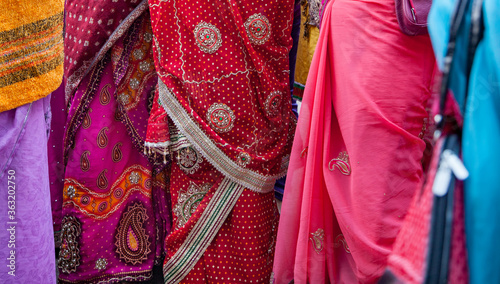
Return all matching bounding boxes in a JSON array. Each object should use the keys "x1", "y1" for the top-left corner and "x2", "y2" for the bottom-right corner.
[{"x1": 429, "y1": 0, "x2": 500, "y2": 282}]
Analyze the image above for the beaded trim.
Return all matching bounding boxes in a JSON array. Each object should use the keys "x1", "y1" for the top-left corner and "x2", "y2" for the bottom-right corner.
[
  {"x1": 158, "y1": 79, "x2": 282, "y2": 193},
  {"x1": 244, "y1": 13, "x2": 271, "y2": 45},
  {"x1": 193, "y1": 22, "x2": 222, "y2": 54}
]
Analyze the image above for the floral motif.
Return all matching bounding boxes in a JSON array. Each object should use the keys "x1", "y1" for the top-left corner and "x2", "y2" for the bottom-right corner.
[
  {"x1": 143, "y1": 32, "x2": 152, "y2": 42},
  {"x1": 95, "y1": 258, "x2": 107, "y2": 271},
  {"x1": 118, "y1": 92, "x2": 130, "y2": 105},
  {"x1": 328, "y1": 151, "x2": 352, "y2": 175},
  {"x1": 207, "y1": 103, "x2": 235, "y2": 133},
  {"x1": 173, "y1": 183, "x2": 211, "y2": 230},
  {"x1": 334, "y1": 234, "x2": 351, "y2": 253},
  {"x1": 129, "y1": 78, "x2": 140, "y2": 90},
  {"x1": 115, "y1": 203, "x2": 151, "y2": 265},
  {"x1": 133, "y1": 49, "x2": 144, "y2": 60},
  {"x1": 139, "y1": 61, "x2": 152, "y2": 72},
  {"x1": 66, "y1": 186, "x2": 76, "y2": 199},
  {"x1": 129, "y1": 171, "x2": 141, "y2": 185},
  {"x1": 237, "y1": 152, "x2": 251, "y2": 167},
  {"x1": 264, "y1": 91, "x2": 282, "y2": 118},
  {"x1": 310, "y1": 228, "x2": 325, "y2": 254},
  {"x1": 194, "y1": 22, "x2": 222, "y2": 54},
  {"x1": 58, "y1": 216, "x2": 81, "y2": 274},
  {"x1": 177, "y1": 147, "x2": 203, "y2": 174},
  {"x1": 244, "y1": 13, "x2": 271, "y2": 45}
]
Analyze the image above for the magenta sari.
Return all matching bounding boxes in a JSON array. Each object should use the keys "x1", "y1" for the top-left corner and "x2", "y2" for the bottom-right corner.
[
  {"x1": 273, "y1": 0, "x2": 436, "y2": 283},
  {"x1": 54, "y1": 1, "x2": 170, "y2": 282}
]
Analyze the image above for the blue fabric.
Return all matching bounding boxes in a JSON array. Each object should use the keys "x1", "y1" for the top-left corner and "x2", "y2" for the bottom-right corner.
[{"x1": 429, "y1": 0, "x2": 500, "y2": 282}]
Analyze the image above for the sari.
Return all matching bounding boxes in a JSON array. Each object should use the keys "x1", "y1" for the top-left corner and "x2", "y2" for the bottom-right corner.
[
  {"x1": 55, "y1": 1, "x2": 170, "y2": 282},
  {"x1": 146, "y1": 0, "x2": 296, "y2": 282},
  {"x1": 273, "y1": 0, "x2": 436, "y2": 282}
]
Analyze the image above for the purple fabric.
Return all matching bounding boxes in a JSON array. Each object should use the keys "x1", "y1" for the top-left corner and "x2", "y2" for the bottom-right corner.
[{"x1": 0, "y1": 96, "x2": 56, "y2": 283}]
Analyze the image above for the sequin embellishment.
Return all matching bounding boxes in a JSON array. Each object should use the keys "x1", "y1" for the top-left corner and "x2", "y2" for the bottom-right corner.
[
  {"x1": 177, "y1": 147, "x2": 203, "y2": 174},
  {"x1": 207, "y1": 103, "x2": 235, "y2": 133},
  {"x1": 334, "y1": 234, "x2": 351, "y2": 253},
  {"x1": 237, "y1": 152, "x2": 251, "y2": 167},
  {"x1": 264, "y1": 91, "x2": 282, "y2": 118},
  {"x1": 194, "y1": 22, "x2": 222, "y2": 54},
  {"x1": 58, "y1": 216, "x2": 81, "y2": 274},
  {"x1": 244, "y1": 14, "x2": 271, "y2": 45},
  {"x1": 310, "y1": 228, "x2": 325, "y2": 254},
  {"x1": 328, "y1": 151, "x2": 352, "y2": 175},
  {"x1": 173, "y1": 183, "x2": 211, "y2": 230},
  {"x1": 115, "y1": 203, "x2": 151, "y2": 265},
  {"x1": 95, "y1": 258, "x2": 107, "y2": 271}
]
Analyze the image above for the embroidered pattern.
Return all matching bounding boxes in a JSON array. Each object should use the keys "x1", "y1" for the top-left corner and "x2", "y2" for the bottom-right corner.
[
  {"x1": 207, "y1": 103, "x2": 235, "y2": 133},
  {"x1": 115, "y1": 203, "x2": 151, "y2": 265},
  {"x1": 63, "y1": 165, "x2": 153, "y2": 220},
  {"x1": 237, "y1": 152, "x2": 251, "y2": 167},
  {"x1": 133, "y1": 49, "x2": 144, "y2": 60},
  {"x1": 129, "y1": 171, "x2": 141, "y2": 184},
  {"x1": 112, "y1": 142, "x2": 123, "y2": 163},
  {"x1": 80, "y1": 150, "x2": 90, "y2": 172},
  {"x1": 264, "y1": 91, "x2": 282, "y2": 118},
  {"x1": 99, "y1": 84, "x2": 111, "y2": 105},
  {"x1": 328, "y1": 151, "x2": 352, "y2": 175},
  {"x1": 66, "y1": 185, "x2": 76, "y2": 200},
  {"x1": 244, "y1": 14, "x2": 271, "y2": 45},
  {"x1": 97, "y1": 127, "x2": 109, "y2": 148},
  {"x1": 58, "y1": 216, "x2": 81, "y2": 274},
  {"x1": 334, "y1": 234, "x2": 351, "y2": 253},
  {"x1": 95, "y1": 258, "x2": 107, "y2": 271},
  {"x1": 97, "y1": 169, "x2": 109, "y2": 189},
  {"x1": 310, "y1": 228, "x2": 325, "y2": 254},
  {"x1": 177, "y1": 147, "x2": 203, "y2": 174},
  {"x1": 194, "y1": 22, "x2": 222, "y2": 54},
  {"x1": 173, "y1": 182, "x2": 211, "y2": 230}
]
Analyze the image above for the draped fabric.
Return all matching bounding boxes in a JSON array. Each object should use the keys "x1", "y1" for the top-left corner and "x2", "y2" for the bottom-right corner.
[
  {"x1": 273, "y1": 0, "x2": 435, "y2": 282},
  {"x1": 146, "y1": 0, "x2": 295, "y2": 282},
  {"x1": 55, "y1": 1, "x2": 170, "y2": 282},
  {"x1": 429, "y1": 0, "x2": 500, "y2": 282}
]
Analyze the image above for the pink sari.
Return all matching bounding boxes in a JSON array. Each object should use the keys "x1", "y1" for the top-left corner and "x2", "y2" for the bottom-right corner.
[{"x1": 273, "y1": 0, "x2": 436, "y2": 283}]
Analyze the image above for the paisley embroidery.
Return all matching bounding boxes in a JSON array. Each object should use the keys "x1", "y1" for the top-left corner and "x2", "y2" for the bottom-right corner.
[
  {"x1": 334, "y1": 234, "x2": 351, "y2": 253},
  {"x1": 237, "y1": 151, "x2": 251, "y2": 167},
  {"x1": 115, "y1": 203, "x2": 151, "y2": 265},
  {"x1": 194, "y1": 22, "x2": 222, "y2": 54},
  {"x1": 177, "y1": 147, "x2": 203, "y2": 174},
  {"x1": 207, "y1": 103, "x2": 235, "y2": 133},
  {"x1": 264, "y1": 91, "x2": 282, "y2": 118},
  {"x1": 97, "y1": 127, "x2": 109, "y2": 148},
  {"x1": 99, "y1": 84, "x2": 111, "y2": 105},
  {"x1": 112, "y1": 142, "x2": 123, "y2": 163},
  {"x1": 58, "y1": 216, "x2": 81, "y2": 274},
  {"x1": 310, "y1": 228, "x2": 325, "y2": 254},
  {"x1": 95, "y1": 258, "x2": 107, "y2": 271},
  {"x1": 80, "y1": 150, "x2": 90, "y2": 172},
  {"x1": 244, "y1": 13, "x2": 271, "y2": 45},
  {"x1": 97, "y1": 169, "x2": 109, "y2": 189},
  {"x1": 328, "y1": 151, "x2": 352, "y2": 175},
  {"x1": 173, "y1": 182, "x2": 211, "y2": 230},
  {"x1": 82, "y1": 108, "x2": 92, "y2": 129}
]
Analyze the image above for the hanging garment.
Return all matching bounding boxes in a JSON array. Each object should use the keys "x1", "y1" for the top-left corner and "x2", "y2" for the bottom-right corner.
[
  {"x1": 272, "y1": 0, "x2": 436, "y2": 282},
  {"x1": 429, "y1": 0, "x2": 500, "y2": 282},
  {"x1": 146, "y1": 0, "x2": 296, "y2": 282},
  {"x1": 55, "y1": 1, "x2": 170, "y2": 282}
]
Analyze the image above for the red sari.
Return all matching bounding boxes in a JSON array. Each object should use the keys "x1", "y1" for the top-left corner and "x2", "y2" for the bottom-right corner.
[{"x1": 146, "y1": 0, "x2": 295, "y2": 282}]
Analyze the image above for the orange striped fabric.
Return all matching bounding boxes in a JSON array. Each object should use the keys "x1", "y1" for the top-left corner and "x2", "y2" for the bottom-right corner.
[{"x1": 0, "y1": 1, "x2": 64, "y2": 112}]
